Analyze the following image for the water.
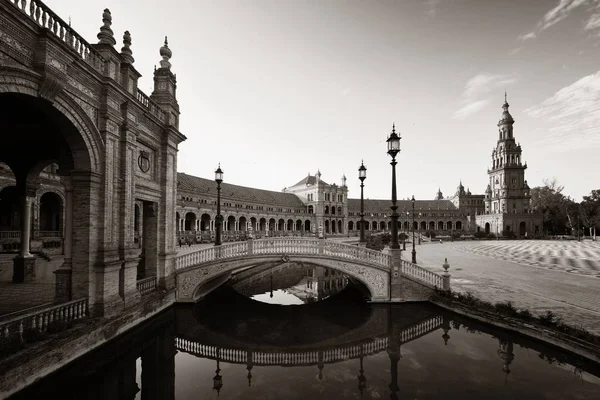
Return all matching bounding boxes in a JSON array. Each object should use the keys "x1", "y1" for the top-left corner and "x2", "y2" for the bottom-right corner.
[{"x1": 11, "y1": 263, "x2": 600, "y2": 399}]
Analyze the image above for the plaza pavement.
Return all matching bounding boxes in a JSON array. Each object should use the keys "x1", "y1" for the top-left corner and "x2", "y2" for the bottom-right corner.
[{"x1": 409, "y1": 240, "x2": 600, "y2": 335}]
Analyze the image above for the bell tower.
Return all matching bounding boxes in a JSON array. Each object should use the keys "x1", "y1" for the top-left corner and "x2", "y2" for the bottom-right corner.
[{"x1": 486, "y1": 94, "x2": 531, "y2": 215}]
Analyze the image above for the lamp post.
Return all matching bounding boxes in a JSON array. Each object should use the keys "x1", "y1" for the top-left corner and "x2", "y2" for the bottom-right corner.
[
  {"x1": 411, "y1": 195, "x2": 417, "y2": 263},
  {"x1": 214, "y1": 164, "x2": 224, "y2": 246},
  {"x1": 386, "y1": 124, "x2": 401, "y2": 250},
  {"x1": 358, "y1": 161, "x2": 367, "y2": 245}
]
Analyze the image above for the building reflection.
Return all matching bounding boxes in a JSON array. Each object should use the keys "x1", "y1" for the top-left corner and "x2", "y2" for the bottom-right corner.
[{"x1": 231, "y1": 262, "x2": 349, "y2": 303}]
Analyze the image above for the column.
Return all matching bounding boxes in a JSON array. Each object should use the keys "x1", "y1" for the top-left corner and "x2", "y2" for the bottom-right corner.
[
  {"x1": 143, "y1": 202, "x2": 158, "y2": 278},
  {"x1": 55, "y1": 180, "x2": 73, "y2": 301},
  {"x1": 13, "y1": 194, "x2": 36, "y2": 283}
]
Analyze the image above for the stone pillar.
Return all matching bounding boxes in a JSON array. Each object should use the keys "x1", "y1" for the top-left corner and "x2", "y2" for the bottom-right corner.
[
  {"x1": 442, "y1": 258, "x2": 451, "y2": 291},
  {"x1": 389, "y1": 248, "x2": 403, "y2": 301},
  {"x1": 13, "y1": 195, "x2": 35, "y2": 283},
  {"x1": 247, "y1": 238, "x2": 253, "y2": 255},
  {"x1": 143, "y1": 202, "x2": 158, "y2": 278},
  {"x1": 55, "y1": 180, "x2": 73, "y2": 302},
  {"x1": 120, "y1": 355, "x2": 140, "y2": 399}
]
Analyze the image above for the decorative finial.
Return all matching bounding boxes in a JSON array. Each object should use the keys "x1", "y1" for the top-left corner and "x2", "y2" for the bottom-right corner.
[
  {"x1": 68, "y1": 16, "x2": 71, "y2": 27},
  {"x1": 392, "y1": 122, "x2": 396, "y2": 133},
  {"x1": 120, "y1": 31, "x2": 134, "y2": 64},
  {"x1": 159, "y1": 36, "x2": 173, "y2": 69},
  {"x1": 97, "y1": 9, "x2": 116, "y2": 46},
  {"x1": 504, "y1": 90, "x2": 507, "y2": 103}
]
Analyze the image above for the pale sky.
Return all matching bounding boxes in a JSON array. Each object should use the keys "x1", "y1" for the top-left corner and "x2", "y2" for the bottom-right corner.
[{"x1": 46, "y1": 0, "x2": 600, "y2": 201}]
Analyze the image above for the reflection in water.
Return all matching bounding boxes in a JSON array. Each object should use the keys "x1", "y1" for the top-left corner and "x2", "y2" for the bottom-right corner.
[
  {"x1": 10, "y1": 291, "x2": 600, "y2": 399},
  {"x1": 230, "y1": 262, "x2": 349, "y2": 305}
]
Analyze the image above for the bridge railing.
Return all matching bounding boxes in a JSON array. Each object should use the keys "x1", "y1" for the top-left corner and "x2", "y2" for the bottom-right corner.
[
  {"x1": 323, "y1": 241, "x2": 390, "y2": 268},
  {"x1": 401, "y1": 259, "x2": 443, "y2": 288},
  {"x1": 10, "y1": 0, "x2": 106, "y2": 73},
  {"x1": 174, "y1": 315, "x2": 443, "y2": 366},
  {"x1": 253, "y1": 237, "x2": 320, "y2": 255}
]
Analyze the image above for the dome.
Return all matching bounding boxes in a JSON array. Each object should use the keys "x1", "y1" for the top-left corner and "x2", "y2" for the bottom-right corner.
[{"x1": 160, "y1": 36, "x2": 172, "y2": 59}]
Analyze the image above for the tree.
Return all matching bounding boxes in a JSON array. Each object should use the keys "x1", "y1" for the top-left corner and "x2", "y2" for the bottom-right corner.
[
  {"x1": 580, "y1": 190, "x2": 600, "y2": 239},
  {"x1": 530, "y1": 179, "x2": 572, "y2": 235}
]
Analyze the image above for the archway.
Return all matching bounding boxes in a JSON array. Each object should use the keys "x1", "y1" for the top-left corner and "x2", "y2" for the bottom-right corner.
[
  {"x1": 420, "y1": 221, "x2": 426, "y2": 231},
  {"x1": 0, "y1": 90, "x2": 100, "y2": 309},
  {"x1": 239, "y1": 216, "x2": 247, "y2": 231},
  {"x1": 371, "y1": 221, "x2": 377, "y2": 230},
  {"x1": 379, "y1": 221, "x2": 385, "y2": 230},
  {"x1": 429, "y1": 221, "x2": 435, "y2": 230},
  {"x1": 268, "y1": 218, "x2": 276, "y2": 231},
  {"x1": 304, "y1": 220, "x2": 311, "y2": 232},
  {"x1": 519, "y1": 221, "x2": 526, "y2": 236},
  {"x1": 287, "y1": 219, "x2": 293, "y2": 231},
  {"x1": 437, "y1": 221, "x2": 444, "y2": 230},
  {"x1": 227, "y1": 216, "x2": 236, "y2": 231},
  {"x1": 175, "y1": 211, "x2": 180, "y2": 233},
  {"x1": 456, "y1": 221, "x2": 462, "y2": 230},
  {"x1": 39, "y1": 192, "x2": 62, "y2": 232},
  {"x1": 278, "y1": 219, "x2": 285, "y2": 231},
  {"x1": 295, "y1": 219, "x2": 302, "y2": 231},
  {"x1": 324, "y1": 220, "x2": 329, "y2": 234},
  {"x1": 485, "y1": 223, "x2": 490, "y2": 234},
  {"x1": 184, "y1": 212, "x2": 196, "y2": 231},
  {"x1": 348, "y1": 221, "x2": 354, "y2": 231},
  {"x1": 337, "y1": 220, "x2": 342, "y2": 233},
  {"x1": 201, "y1": 213, "x2": 211, "y2": 231},
  {"x1": 446, "y1": 221, "x2": 453, "y2": 231}
]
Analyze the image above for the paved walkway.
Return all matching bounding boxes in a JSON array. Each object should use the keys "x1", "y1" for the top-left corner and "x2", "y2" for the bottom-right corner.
[{"x1": 411, "y1": 240, "x2": 600, "y2": 335}]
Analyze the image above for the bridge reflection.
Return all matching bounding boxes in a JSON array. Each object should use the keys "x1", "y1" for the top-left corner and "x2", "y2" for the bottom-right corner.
[{"x1": 10, "y1": 303, "x2": 600, "y2": 400}]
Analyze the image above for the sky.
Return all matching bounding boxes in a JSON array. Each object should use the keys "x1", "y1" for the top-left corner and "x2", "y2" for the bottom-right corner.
[{"x1": 45, "y1": 0, "x2": 600, "y2": 201}]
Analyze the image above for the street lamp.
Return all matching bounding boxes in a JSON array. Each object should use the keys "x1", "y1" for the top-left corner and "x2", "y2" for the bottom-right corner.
[
  {"x1": 411, "y1": 195, "x2": 417, "y2": 263},
  {"x1": 386, "y1": 124, "x2": 401, "y2": 250},
  {"x1": 214, "y1": 164, "x2": 224, "y2": 246},
  {"x1": 358, "y1": 161, "x2": 367, "y2": 245}
]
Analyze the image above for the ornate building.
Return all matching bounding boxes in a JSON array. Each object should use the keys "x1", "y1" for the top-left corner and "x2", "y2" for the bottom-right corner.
[{"x1": 475, "y1": 95, "x2": 542, "y2": 236}]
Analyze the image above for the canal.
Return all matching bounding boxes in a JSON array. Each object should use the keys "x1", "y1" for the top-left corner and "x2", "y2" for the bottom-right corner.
[{"x1": 10, "y1": 263, "x2": 600, "y2": 399}]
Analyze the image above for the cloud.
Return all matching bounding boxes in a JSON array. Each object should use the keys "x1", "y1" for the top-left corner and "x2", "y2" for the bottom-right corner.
[
  {"x1": 453, "y1": 73, "x2": 517, "y2": 119},
  {"x1": 525, "y1": 70, "x2": 600, "y2": 152},
  {"x1": 508, "y1": 47, "x2": 521, "y2": 55},
  {"x1": 518, "y1": 32, "x2": 537, "y2": 41},
  {"x1": 425, "y1": 0, "x2": 441, "y2": 17},
  {"x1": 584, "y1": 12, "x2": 600, "y2": 31},
  {"x1": 517, "y1": 0, "x2": 599, "y2": 40}
]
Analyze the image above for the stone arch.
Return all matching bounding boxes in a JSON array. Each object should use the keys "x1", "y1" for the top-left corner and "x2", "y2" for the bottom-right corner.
[
  {"x1": 324, "y1": 220, "x2": 330, "y2": 233},
  {"x1": 39, "y1": 191, "x2": 63, "y2": 232},
  {"x1": 338, "y1": 220, "x2": 342, "y2": 233},
  {"x1": 200, "y1": 213, "x2": 211, "y2": 231},
  {"x1": 437, "y1": 221, "x2": 444, "y2": 230},
  {"x1": 278, "y1": 218, "x2": 285, "y2": 231},
  {"x1": 348, "y1": 221, "x2": 354, "y2": 231},
  {"x1": 268, "y1": 218, "x2": 276, "y2": 231},
  {"x1": 429, "y1": 221, "x2": 435, "y2": 230},
  {"x1": 420, "y1": 221, "x2": 426, "y2": 230},
  {"x1": 519, "y1": 221, "x2": 526, "y2": 236},
  {"x1": 239, "y1": 216, "x2": 247, "y2": 231},
  {"x1": 178, "y1": 256, "x2": 389, "y2": 302},
  {"x1": 304, "y1": 220, "x2": 311, "y2": 231},
  {"x1": 295, "y1": 219, "x2": 302, "y2": 231},
  {"x1": 485, "y1": 222, "x2": 490, "y2": 234},
  {"x1": 0, "y1": 74, "x2": 104, "y2": 173},
  {"x1": 287, "y1": 219, "x2": 293, "y2": 231},
  {"x1": 184, "y1": 212, "x2": 197, "y2": 231},
  {"x1": 379, "y1": 221, "x2": 386, "y2": 230},
  {"x1": 371, "y1": 221, "x2": 377, "y2": 230},
  {"x1": 456, "y1": 221, "x2": 462, "y2": 230},
  {"x1": 446, "y1": 221, "x2": 453, "y2": 230},
  {"x1": 259, "y1": 218, "x2": 267, "y2": 231},
  {"x1": 227, "y1": 215, "x2": 236, "y2": 231}
]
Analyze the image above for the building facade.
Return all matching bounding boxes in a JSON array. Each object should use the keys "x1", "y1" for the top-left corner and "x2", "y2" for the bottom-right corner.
[{"x1": 475, "y1": 96, "x2": 542, "y2": 237}]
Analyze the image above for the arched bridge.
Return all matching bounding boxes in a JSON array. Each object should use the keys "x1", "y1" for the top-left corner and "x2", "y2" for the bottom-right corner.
[{"x1": 175, "y1": 238, "x2": 445, "y2": 302}]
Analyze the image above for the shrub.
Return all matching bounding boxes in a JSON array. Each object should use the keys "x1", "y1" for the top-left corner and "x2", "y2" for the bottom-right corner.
[
  {"x1": 473, "y1": 231, "x2": 488, "y2": 239},
  {"x1": 451, "y1": 231, "x2": 462, "y2": 239},
  {"x1": 494, "y1": 301, "x2": 519, "y2": 317}
]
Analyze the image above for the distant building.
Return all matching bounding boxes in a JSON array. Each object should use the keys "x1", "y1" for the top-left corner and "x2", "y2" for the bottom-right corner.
[{"x1": 475, "y1": 95, "x2": 542, "y2": 237}]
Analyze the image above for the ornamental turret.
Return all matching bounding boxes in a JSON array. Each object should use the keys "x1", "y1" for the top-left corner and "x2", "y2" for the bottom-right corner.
[{"x1": 151, "y1": 37, "x2": 180, "y2": 128}]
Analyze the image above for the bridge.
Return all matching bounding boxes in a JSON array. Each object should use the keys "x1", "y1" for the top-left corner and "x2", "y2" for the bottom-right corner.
[{"x1": 175, "y1": 237, "x2": 447, "y2": 302}]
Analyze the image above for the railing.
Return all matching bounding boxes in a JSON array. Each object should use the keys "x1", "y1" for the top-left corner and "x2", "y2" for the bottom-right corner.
[
  {"x1": 323, "y1": 241, "x2": 390, "y2": 268},
  {"x1": 253, "y1": 238, "x2": 320, "y2": 255},
  {"x1": 401, "y1": 259, "x2": 443, "y2": 288},
  {"x1": 136, "y1": 89, "x2": 166, "y2": 122},
  {"x1": 9, "y1": 0, "x2": 106, "y2": 73},
  {"x1": 0, "y1": 231, "x2": 20, "y2": 239},
  {"x1": 38, "y1": 230, "x2": 61, "y2": 237},
  {"x1": 136, "y1": 276, "x2": 157, "y2": 296},
  {"x1": 0, "y1": 298, "x2": 88, "y2": 343},
  {"x1": 175, "y1": 337, "x2": 389, "y2": 367},
  {"x1": 174, "y1": 316, "x2": 443, "y2": 366}
]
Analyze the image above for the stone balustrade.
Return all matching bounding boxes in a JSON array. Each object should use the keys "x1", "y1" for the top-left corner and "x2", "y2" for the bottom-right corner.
[
  {"x1": 38, "y1": 231, "x2": 61, "y2": 238},
  {"x1": 175, "y1": 337, "x2": 389, "y2": 367},
  {"x1": 0, "y1": 298, "x2": 88, "y2": 343},
  {"x1": 323, "y1": 240, "x2": 390, "y2": 268},
  {"x1": 136, "y1": 276, "x2": 157, "y2": 296},
  {"x1": 10, "y1": 0, "x2": 105, "y2": 72},
  {"x1": 136, "y1": 89, "x2": 167, "y2": 122},
  {"x1": 0, "y1": 231, "x2": 21, "y2": 239},
  {"x1": 174, "y1": 315, "x2": 443, "y2": 366},
  {"x1": 400, "y1": 259, "x2": 443, "y2": 288}
]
